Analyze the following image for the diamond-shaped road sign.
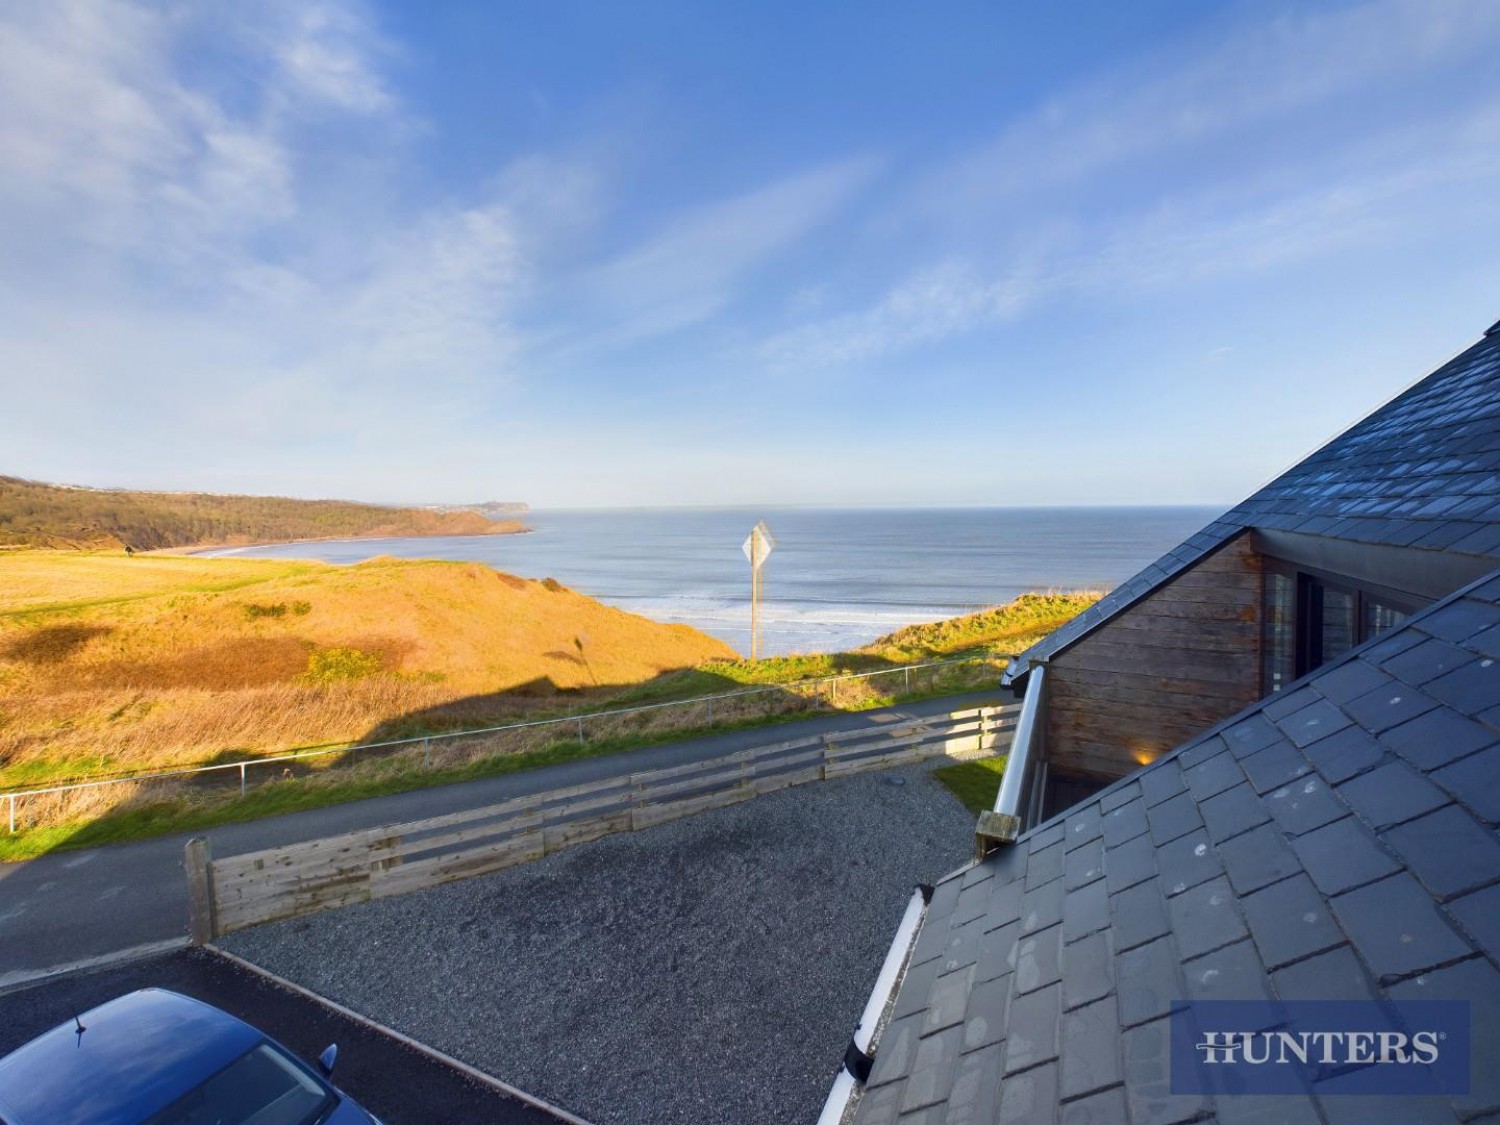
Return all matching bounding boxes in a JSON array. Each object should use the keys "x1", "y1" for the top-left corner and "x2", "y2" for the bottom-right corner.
[{"x1": 741, "y1": 520, "x2": 776, "y2": 569}]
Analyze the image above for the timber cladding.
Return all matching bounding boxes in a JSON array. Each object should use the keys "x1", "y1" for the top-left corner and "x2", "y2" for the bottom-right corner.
[{"x1": 1044, "y1": 533, "x2": 1264, "y2": 781}]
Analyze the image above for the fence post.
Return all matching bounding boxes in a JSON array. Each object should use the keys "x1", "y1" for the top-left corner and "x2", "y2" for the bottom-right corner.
[
  {"x1": 423, "y1": 738, "x2": 431, "y2": 769},
  {"x1": 8, "y1": 794, "x2": 14, "y2": 834},
  {"x1": 904, "y1": 666, "x2": 911, "y2": 694},
  {"x1": 706, "y1": 697, "x2": 714, "y2": 726},
  {"x1": 576, "y1": 716, "x2": 586, "y2": 744},
  {"x1": 238, "y1": 762, "x2": 246, "y2": 797},
  {"x1": 185, "y1": 837, "x2": 216, "y2": 946}
]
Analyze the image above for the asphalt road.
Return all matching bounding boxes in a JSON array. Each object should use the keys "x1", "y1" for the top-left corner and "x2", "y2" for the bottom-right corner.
[
  {"x1": 0, "y1": 948, "x2": 572, "y2": 1124},
  {"x1": 0, "y1": 692, "x2": 1003, "y2": 982}
]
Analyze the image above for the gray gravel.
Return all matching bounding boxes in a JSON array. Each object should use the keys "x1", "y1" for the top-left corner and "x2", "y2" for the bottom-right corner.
[{"x1": 220, "y1": 759, "x2": 975, "y2": 1125}]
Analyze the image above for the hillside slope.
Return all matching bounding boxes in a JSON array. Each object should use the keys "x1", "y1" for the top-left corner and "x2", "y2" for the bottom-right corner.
[
  {"x1": 0, "y1": 552, "x2": 733, "y2": 784},
  {"x1": 0, "y1": 475, "x2": 527, "y2": 551}
]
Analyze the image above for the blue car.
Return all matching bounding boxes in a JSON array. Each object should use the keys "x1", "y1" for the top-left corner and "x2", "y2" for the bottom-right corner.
[{"x1": 0, "y1": 988, "x2": 381, "y2": 1125}]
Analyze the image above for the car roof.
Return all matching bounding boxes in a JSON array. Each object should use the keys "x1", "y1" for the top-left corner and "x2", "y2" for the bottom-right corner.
[{"x1": 0, "y1": 988, "x2": 264, "y2": 1125}]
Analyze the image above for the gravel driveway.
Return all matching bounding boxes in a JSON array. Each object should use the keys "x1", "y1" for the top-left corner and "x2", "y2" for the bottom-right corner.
[{"x1": 220, "y1": 759, "x2": 975, "y2": 1125}]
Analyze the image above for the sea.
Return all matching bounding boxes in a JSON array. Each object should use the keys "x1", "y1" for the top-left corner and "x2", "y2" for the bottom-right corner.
[{"x1": 209, "y1": 506, "x2": 1221, "y2": 657}]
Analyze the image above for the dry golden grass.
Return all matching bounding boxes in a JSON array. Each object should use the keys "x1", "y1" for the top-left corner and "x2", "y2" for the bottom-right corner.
[{"x1": 0, "y1": 551, "x2": 733, "y2": 785}]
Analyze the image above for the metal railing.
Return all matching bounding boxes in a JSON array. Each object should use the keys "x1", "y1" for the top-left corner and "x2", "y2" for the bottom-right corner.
[{"x1": 4, "y1": 655, "x2": 1002, "y2": 833}]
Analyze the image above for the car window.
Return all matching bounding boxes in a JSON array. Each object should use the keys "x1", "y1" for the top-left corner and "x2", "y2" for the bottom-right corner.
[{"x1": 142, "y1": 1042, "x2": 336, "y2": 1125}]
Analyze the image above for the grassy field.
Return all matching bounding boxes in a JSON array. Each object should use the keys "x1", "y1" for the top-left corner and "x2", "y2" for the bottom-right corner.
[
  {"x1": 932, "y1": 756, "x2": 1010, "y2": 815},
  {"x1": 0, "y1": 551, "x2": 1098, "y2": 857}
]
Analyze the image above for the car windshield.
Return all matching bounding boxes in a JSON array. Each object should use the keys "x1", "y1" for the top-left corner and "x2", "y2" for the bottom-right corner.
[{"x1": 142, "y1": 1042, "x2": 336, "y2": 1125}]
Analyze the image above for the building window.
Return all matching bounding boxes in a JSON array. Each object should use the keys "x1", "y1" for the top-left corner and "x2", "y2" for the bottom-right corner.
[{"x1": 1262, "y1": 566, "x2": 1417, "y2": 693}]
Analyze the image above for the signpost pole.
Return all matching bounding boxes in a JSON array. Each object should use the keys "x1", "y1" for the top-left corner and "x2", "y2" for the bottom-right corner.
[{"x1": 742, "y1": 521, "x2": 776, "y2": 665}]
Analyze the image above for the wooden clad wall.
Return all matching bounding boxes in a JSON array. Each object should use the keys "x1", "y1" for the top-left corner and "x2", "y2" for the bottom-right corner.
[{"x1": 1045, "y1": 534, "x2": 1263, "y2": 781}]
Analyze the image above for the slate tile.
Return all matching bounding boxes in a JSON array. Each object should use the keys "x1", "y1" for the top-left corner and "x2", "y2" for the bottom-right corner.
[
  {"x1": 925, "y1": 876, "x2": 964, "y2": 927},
  {"x1": 1168, "y1": 875, "x2": 1248, "y2": 960},
  {"x1": 1311, "y1": 658, "x2": 1392, "y2": 704},
  {"x1": 1061, "y1": 995, "x2": 1122, "y2": 1100},
  {"x1": 851, "y1": 1080, "x2": 903, "y2": 1124},
  {"x1": 1147, "y1": 791, "x2": 1204, "y2": 845},
  {"x1": 1419, "y1": 657, "x2": 1500, "y2": 719},
  {"x1": 983, "y1": 875, "x2": 1025, "y2": 932},
  {"x1": 952, "y1": 881, "x2": 992, "y2": 927},
  {"x1": 1029, "y1": 820, "x2": 1066, "y2": 852},
  {"x1": 1240, "y1": 740, "x2": 1313, "y2": 794},
  {"x1": 1291, "y1": 815, "x2": 1400, "y2": 896},
  {"x1": 1103, "y1": 830, "x2": 1157, "y2": 894},
  {"x1": 1062, "y1": 928, "x2": 1114, "y2": 1011},
  {"x1": 975, "y1": 921, "x2": 1020, "y2": 984},
  {"x1": 1012, "y1": 923, "x2": 1063, "y2": 995},
  {"x1": 1271, "y1": 944, "x2": 1380, "y2": 1003},
  {"x1": 1213, "y1": 1093, "x2": 1322, "y2": 1125},
  {"x1": 1361, "y1": 623, "x2": 1432, "y2": 663},
  {"x1": 1116, "y1": 937, "x2": 1182, "y2": 1027},
  {"x1": 1183, "y1": 749, "x2": 1244, "y2": 802},
  {"x1": 1110, "y1": 876, "x2": 1172, "y2": 953},
  {"x1": 1330, "y1": 872, "x2": 1474, "y2": 980},
  {"x1": 1419, "y1": 598, "x2": 1500, "y2": 643},
  {"x1": 961, "y1": 858, "x2": 997, "y2": 890},
  {"x1": 1279, "y1": 697, "x2": 1353, "y2": 748},
  {"x1": 1123, "y1": 1016, "x2": 1212, "y2": 1124},
  {"x1": 1382, "y1": 637, "x2": 1476, "y2": 686},
  {"x1": 1342, "y1": 681, "x2": 1441, "y2": 733},
  {"x1": 1155, "y1": 827, "x2": 1223, "y2": 896},
  {"x1": 1138, "y1": 761, "x2": 1186, "y2": 808},
  {"x1": 1002, "y1": 982, "x2": 1062, "y2": 1074},
  {"x1": 1218, "y1": 821, "x2": 1303, "y2": 895},
  {"x1": 1060, "y1": 1085, "x2": 1127, "y2": 1125},
  {"x1": 1264, "y1": 773, "x2": 1348, "y2": 835},
  {"x1": 1101, "y1": 798, "x2": 1149, "y2": 848},
  {"x1": 1389, "y1": 956, "x2": 1500, "y2": 1116},
  {"x1": 1433, "y1": 742, "x2": 1500, "y2": 822},
  {"x1": 960, "y1": 973, "x2": 1011, "y2": 1053},
  {"x1": 1316, "y1": 1090, "x2": 1461, "y2": 1125},
  {"x1": 1382, "y1": 805, "x2": 1500, "y2": 899},
  {"x1": 1020, "y1": 876, "x2": 1065, "y2": 937},
  {"x1": 1064, "y1": 802, "x2": 1103, "y2": 850},
  {"x1": 1178, "y1": 734, "x2": 1230, "y2": 770},
  {"x1": 1063, "y1": 876, "x2": 1110, "y2": 943},
  {"x1": 1448, "y1": 883, "x2": 1500, "y2": 956},
  {"x1": 1472, "y1": 622, "x2": 1500, "y2": 660},
  {"x1": 923, "y1": 963, "x2": 977, "y2": 1035},
  {"x1": 996, "y1": 1059, "x2": 1059, "y2": 1125},
  {"x1": 866, "y1": 1012, "x2": 923, "y2": 1088},
  {"x1": 1223, "y1": 712, "x2": 1285, "y2": 757},
  {"x1": 900, "y1": 1024, "x2": 963, "y2": 1113},
  {"x1": 1381, "y1": 707, "x2": 1498, "y2": 770},
  {"x1": 1337, "y1": 759, "x2": 1452, "y2": 828},
  {"x1": 943, "y1": 1041, "x2": 1003, "y2": 1125},
  {"x1": 1026, "y1": 841, "x2": 1064, "y2": 891},
  {"x1": 1186, "y1": 930, "x2": 1275, "y2": 1005},
  {"x1": 1301, "y1": 724, "x2": 1386, "y2": 783},
  {"x1": 1263, "y1": 687, "x2": 1319, "y2": 724},
  {"x1": 1241, "y1": 872, "x2": 1345, "y2": 970},
  {"x1": 1200, "y1": 783, "x2": 1272, "y2": 844},
  {"x1": 1064, "y1": 835, "x2": 1105, "y2": 891},
  {"x1": 1098, "y1": 781, "x2": 1140, "y2": 814}
]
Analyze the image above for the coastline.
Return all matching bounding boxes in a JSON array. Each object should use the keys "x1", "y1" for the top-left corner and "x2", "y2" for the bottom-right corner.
[{"x1": 157, "y1": 522, "x2": 532, "y2": 558}]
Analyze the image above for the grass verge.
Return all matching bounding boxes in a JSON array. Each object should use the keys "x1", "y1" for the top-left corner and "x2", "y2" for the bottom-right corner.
[{"x1": 932, "y1": 756, "x2": 1009, "y2": 816}]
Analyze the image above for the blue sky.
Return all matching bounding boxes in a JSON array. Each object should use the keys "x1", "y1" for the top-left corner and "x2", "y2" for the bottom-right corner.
[{"x1": 2, "y1": 0, "x2": 1498, "y2": 509}]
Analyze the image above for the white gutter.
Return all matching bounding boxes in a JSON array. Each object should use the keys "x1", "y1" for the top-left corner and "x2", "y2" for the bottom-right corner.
[{"x1": 815, "y1": 886, "x2": 928, "y2": 1125}]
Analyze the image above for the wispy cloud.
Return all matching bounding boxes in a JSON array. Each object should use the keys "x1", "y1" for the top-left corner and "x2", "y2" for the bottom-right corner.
[{"x1": 764, "y1": 0, "x2": 1500, "y2": 372}]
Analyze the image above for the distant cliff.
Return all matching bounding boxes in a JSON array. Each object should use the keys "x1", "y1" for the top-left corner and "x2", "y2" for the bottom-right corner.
[{"x1": 0, "y1": 475, "x2": 529, "y2": 551}]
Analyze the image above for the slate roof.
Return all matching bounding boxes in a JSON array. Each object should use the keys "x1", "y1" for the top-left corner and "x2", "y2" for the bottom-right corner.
[
  {"x1": 1006, "y1": 327, "x2": 1500, "y2": 683},
  {"x1": 852, "y1": 571, "x2": 1500, "y2": 1125}
]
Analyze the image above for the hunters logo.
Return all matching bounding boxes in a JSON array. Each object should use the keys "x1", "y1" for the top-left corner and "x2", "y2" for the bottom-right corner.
[{"x1": 1171, "y1": 1000, "x2": 1469, "y2": 1096}]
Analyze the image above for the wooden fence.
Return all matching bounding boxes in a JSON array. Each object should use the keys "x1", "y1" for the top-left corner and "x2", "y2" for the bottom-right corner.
[{"x1": 187, "y1": 703, "x2": 1018, "y2": 941}]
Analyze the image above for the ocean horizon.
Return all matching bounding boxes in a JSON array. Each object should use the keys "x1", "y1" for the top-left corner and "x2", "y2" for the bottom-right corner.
[{"x1": 211, "y1": 505, "x2": 1223, "y2": 656}]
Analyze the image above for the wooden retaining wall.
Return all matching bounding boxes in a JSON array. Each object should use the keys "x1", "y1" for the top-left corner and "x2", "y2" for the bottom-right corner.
[{"x1": 188, "y1": 703, "x2": 1017, "y2": 939}]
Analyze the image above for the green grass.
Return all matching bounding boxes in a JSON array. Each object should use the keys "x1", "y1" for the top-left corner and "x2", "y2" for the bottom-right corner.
[
  {"x1": 0, "y1": 707, "x2": 834, "y2": 861},
  {"x1": 932, "y1": 755, "x2": 1009, "y2": 815}
]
